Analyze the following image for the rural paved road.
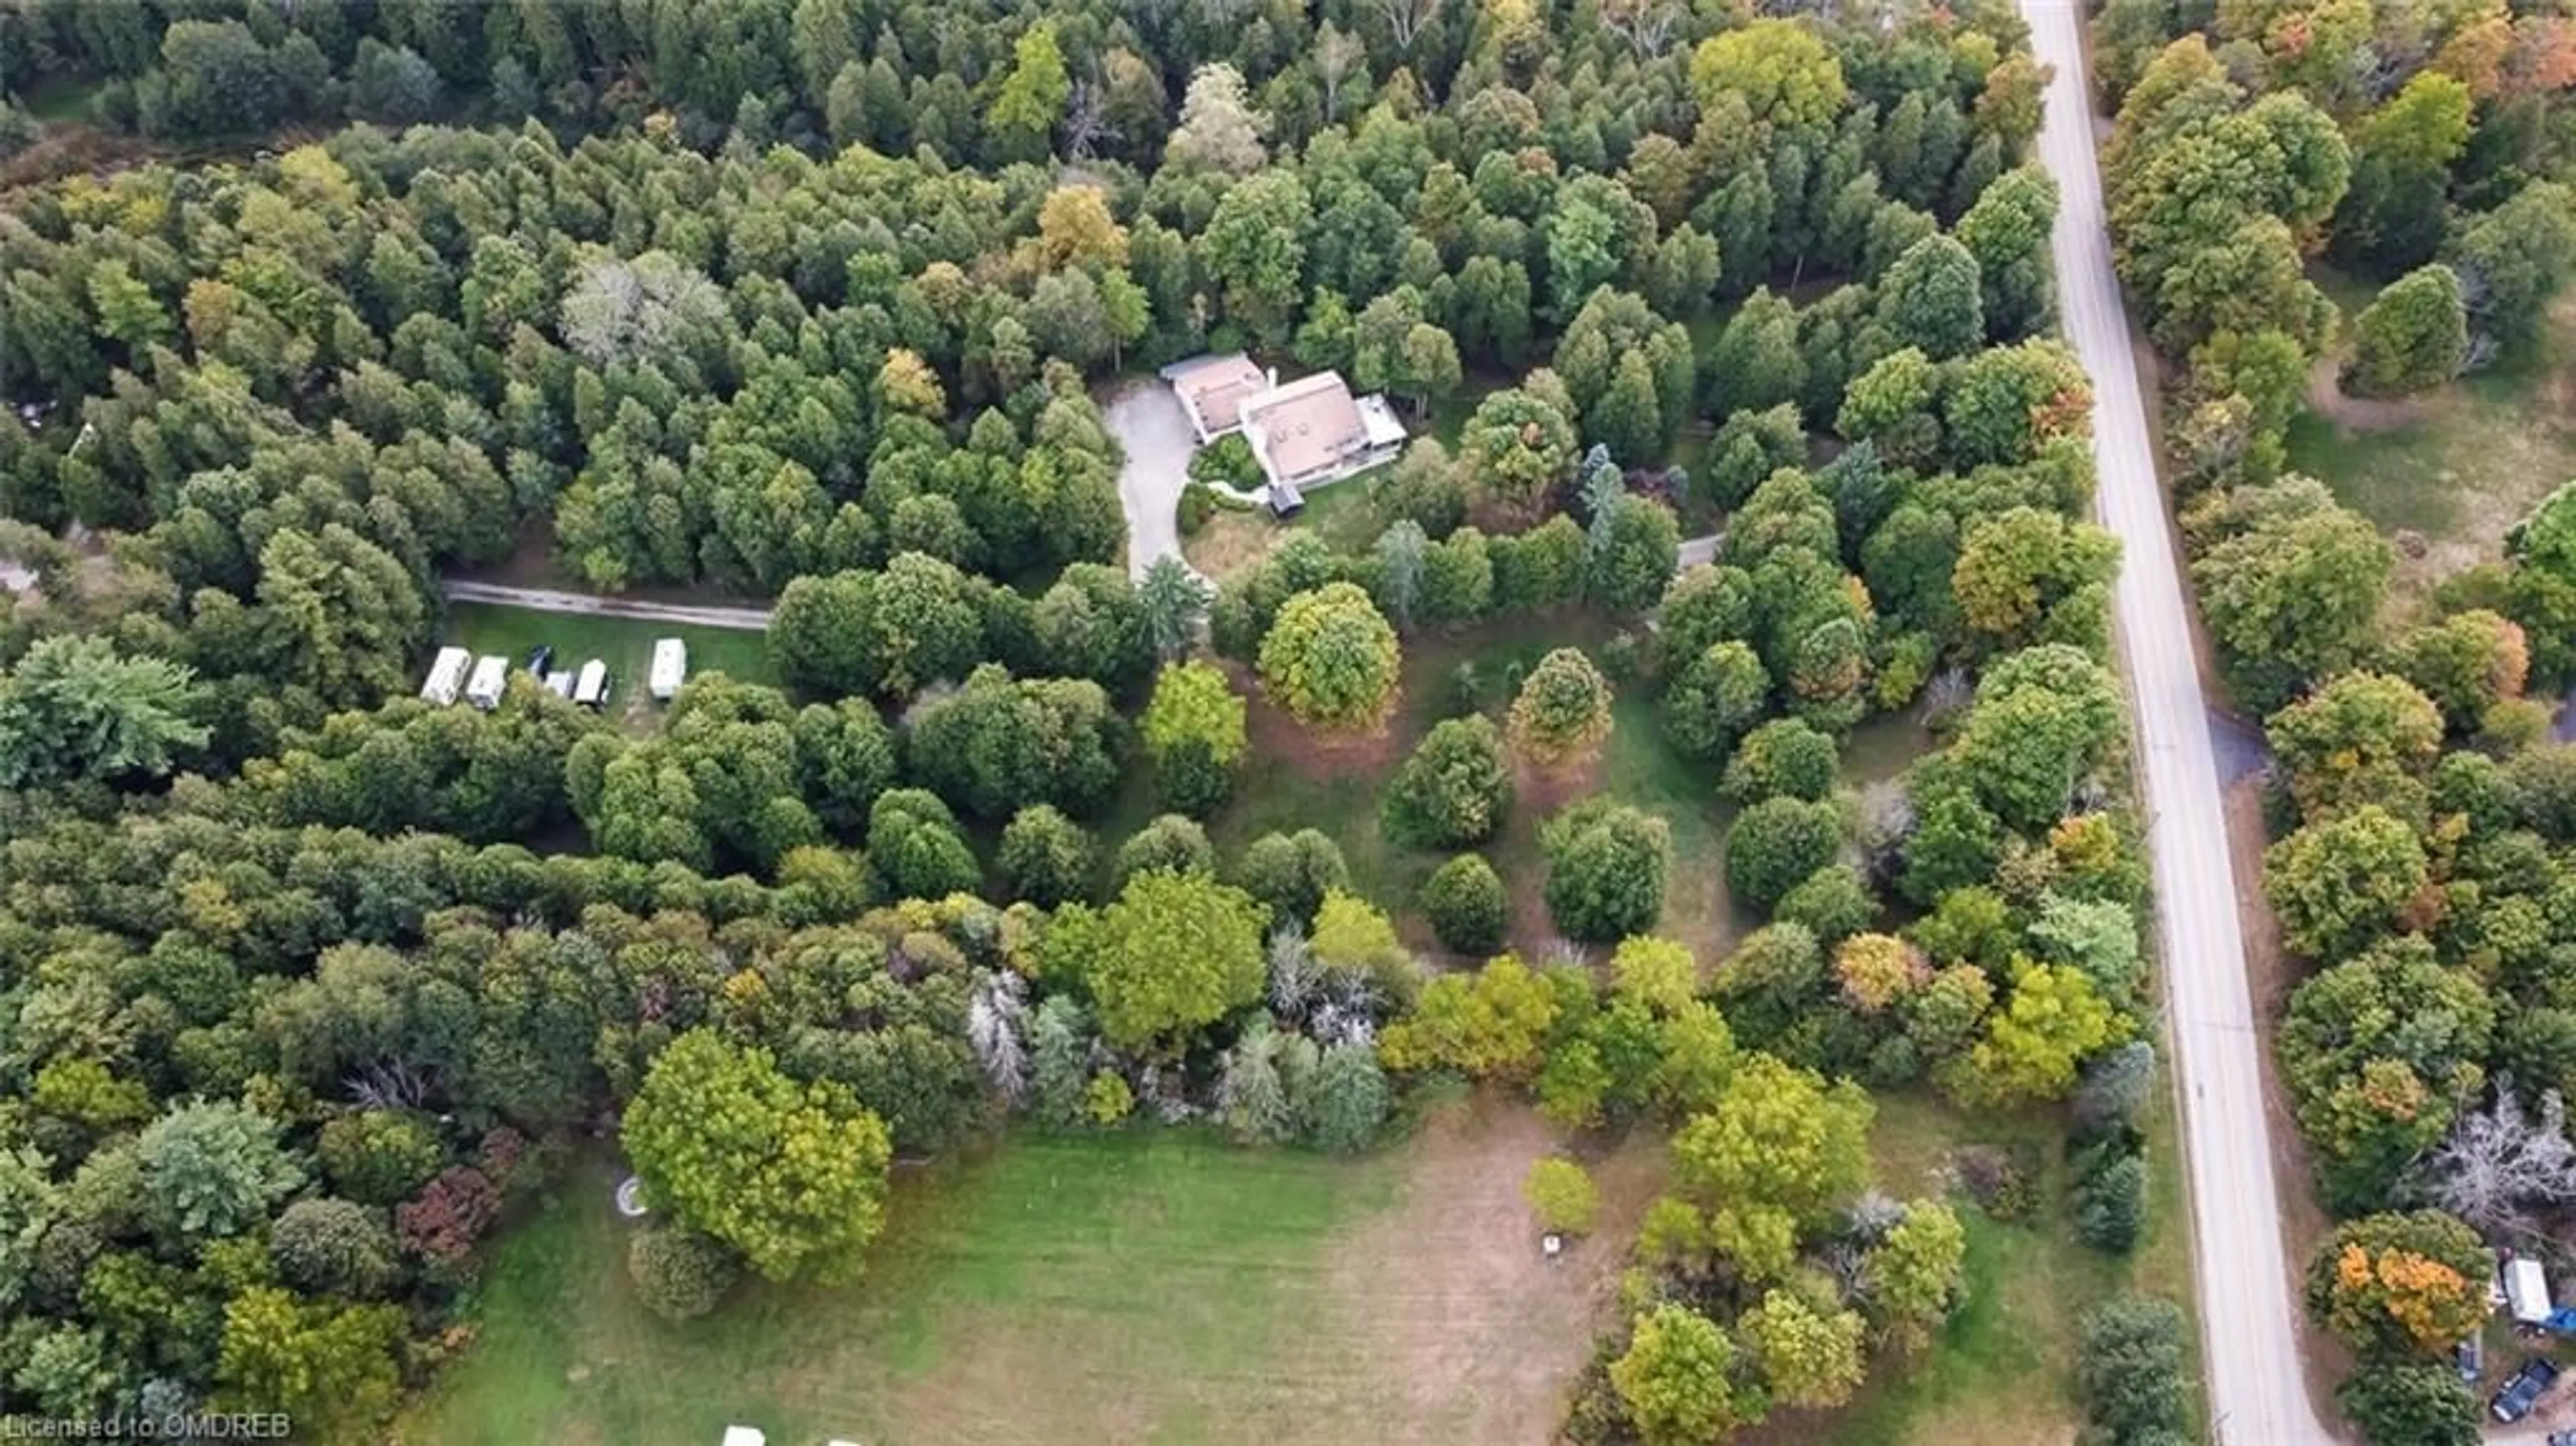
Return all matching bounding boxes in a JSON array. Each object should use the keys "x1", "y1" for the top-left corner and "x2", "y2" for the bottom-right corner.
[
  {"x1": 444, "y1": 579, "x2": 772, "y2": 631},
  {"x1": 2023, "y1": 3, "x2": 2333, "y2": 1443}
]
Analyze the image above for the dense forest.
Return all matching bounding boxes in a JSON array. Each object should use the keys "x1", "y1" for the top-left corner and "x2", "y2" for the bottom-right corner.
[
  {"x1": 2095, "y1": 3, "x2": 2576, "y2": 1443},
  {"x1": 0, "y1": 0, "x2": 2209, "y2": 1439}
]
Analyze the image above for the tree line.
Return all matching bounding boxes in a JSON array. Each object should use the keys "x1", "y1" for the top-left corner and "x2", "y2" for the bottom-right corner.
[{"x1": 2097, "y1": 9, "x2": 2576, "y2": 1443}]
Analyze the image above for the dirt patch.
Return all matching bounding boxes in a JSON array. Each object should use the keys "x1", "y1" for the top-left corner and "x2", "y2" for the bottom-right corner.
[
  {"x1": 1513, "y1": 749, "x2": 1608, "y2": 820},
  {"x1": 1234, "y1": 659, "x2": 1411, "y2": 782},
  {"x1": 2304, "y1": 352, "x2": 2433, "y2": 435},
  {"x1": 1333, "y1": 1093, "x2": 1664, "y2": 1445}
]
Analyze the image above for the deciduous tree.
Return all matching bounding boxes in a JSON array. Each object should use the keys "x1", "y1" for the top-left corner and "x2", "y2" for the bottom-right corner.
[{"x1": 623, "y1": 1031, "x2": 893, "y2": 1283}]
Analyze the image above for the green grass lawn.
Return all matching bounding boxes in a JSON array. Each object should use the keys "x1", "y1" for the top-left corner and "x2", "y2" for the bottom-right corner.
[
  {"x1": 409, "y1": 1135, "x2": 1396, "y2": 1446},
  {"x1": 405, "y1": 1105, "x2": 1652, "y2": 1446},
  {"x1": 2288, "y1": 275, "x2": 2576, "y2": 596},
  {"x1": 441, "y1": 602, "x2": 775, "y2": 732}
]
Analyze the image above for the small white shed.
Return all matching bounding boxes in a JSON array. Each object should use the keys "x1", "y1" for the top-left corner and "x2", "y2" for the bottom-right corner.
[
  {"x1": 2508, "y1": 1256, "x2": 2553, "y2": 1324},
  {"x1": 464, "y1": 654, "x2": 510, "y2": 710},
  {"x1": 649, "y1": 637, "x2": 688, "y2": 701},
  {"x1": 420, "y1": 647, "x2": 472, "y2": 705}
]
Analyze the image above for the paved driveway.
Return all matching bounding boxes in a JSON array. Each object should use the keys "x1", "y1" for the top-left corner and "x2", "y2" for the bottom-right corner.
[{"x1": 1104, "y1": 380, "x2": 1199, "y2": 579}]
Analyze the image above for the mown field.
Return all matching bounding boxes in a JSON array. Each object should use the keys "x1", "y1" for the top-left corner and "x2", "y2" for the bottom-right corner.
[
  {"x1": 404, "y1": 1081, "x2": 2193, "y2": 1446},
  {"x1": 402, "y1": 1099, "x2": 1663, "y2": 1446}
]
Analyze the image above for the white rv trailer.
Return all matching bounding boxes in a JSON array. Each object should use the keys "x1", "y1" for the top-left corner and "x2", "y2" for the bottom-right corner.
[
  {"x1": 545, "y1": 669, "x2": 576, "y2": 699},
  {"x1": 464, "y1": 654, "x2": 511, "y2": 710},
  {"x1": 649, "y1": 637, "x2": 688, "y2": 701},
  {"x1": 574, "y1": 659, "x2": 610, "y2": 708},
  {"x1": 419, "y1": 647, "x2": 472, "y2": 705}
]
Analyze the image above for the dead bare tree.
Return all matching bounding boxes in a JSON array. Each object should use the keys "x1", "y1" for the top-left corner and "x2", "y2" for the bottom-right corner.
[
  {"x1": 1599, "y1": 0, "x2": 1684, "y2": 58},
  {"x1": 2415, "y1": 1082, "x2": 2576, "y2": 1244},
  {"x1": 1366, "y1": 0, "x2": 1443, "y2": 54},
  {"x1": 345, "y1": 1060, "x2": 430, "y2": 1111},
  {"x1": 1062, "y1": 78, "x2": 1117, "y2": 162},
  {"x1": 1316, "y1": 22, "x2": 1367, "y2": 123},
  {"x1": 967, "y1": 970, "x2": 1029, "y2": 1105}
]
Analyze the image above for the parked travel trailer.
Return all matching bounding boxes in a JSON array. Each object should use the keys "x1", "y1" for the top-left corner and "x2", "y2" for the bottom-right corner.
[
  {"x1": 419, "y1": 647, "x2": 472, "y2": 705},
  {"x1": 545, "y1": 669, "x2": 576, "y2": 699},
  {"x1": 464, "y1": 654, "x2": 511, "y2": 710},
  {"x1": 649, "y1": 637, "x2": 688, "y2": 701},
  {"x1": 2509, "y1": 1256, "x2": 2554, "y2": 1325},
  {"x1": 574, "y1": 659, "x2": 610, "y2": 709}
]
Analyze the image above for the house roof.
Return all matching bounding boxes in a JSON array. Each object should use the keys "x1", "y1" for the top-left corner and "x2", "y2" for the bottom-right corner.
[
  {"x1": 1161, "y1": 353, "x2": 1269, "y2": 435},
  {"x1": 1243, "y1": 372, "x2": 1368, "y2": 482}
]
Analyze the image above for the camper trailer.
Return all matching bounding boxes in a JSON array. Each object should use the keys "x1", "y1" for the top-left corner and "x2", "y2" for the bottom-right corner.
[
  {"x1": 2508, "y1": 1256, "x2": 2553, "y2": 1325},
  {"x1": 545, "y1": 669, "x2": 576, "y2": 699},
  {"x1": 574, "y1": 659, "x2": 610, "y2": 709},
  {"x1": 649, "y1": 638, "x2": 687, "y2": 701},
  {"x1": 464, "y1": 655, "x2": 511, "y2": 710},
  {"x1": 419, "y1": 647, "x2": 472, "y2": 705}
]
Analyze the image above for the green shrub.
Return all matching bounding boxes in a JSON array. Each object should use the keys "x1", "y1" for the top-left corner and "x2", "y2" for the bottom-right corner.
[
  {"x1": 270, "y1": 1198, "x2": 400, "y2": 1298},
  {"x1": 1236, "y1": 829, "x2": 1350, "y2": 926},
  {"x1": 1383, "y1": 716, "x2": 1513, "y2": 847},
  {"x1": 998, "y1": 805, "x2": 1095, "y2": 907},
  {"x1": 1177, "y1": 483, "x2": 1218, "y2": 535},
  {"x1": 2077, "y1": 1294, "x2": 2188, "y2": 1444},
  {"x1": 1542, "y1": 799, "x2": 1671, "y2": 943},
  {"x1": 627, "y1": 1227, "x2": 741, "y2": 1321},
  {"x1": 1772, "y1": 865, "x2": 1878, "y2": 945},
  {"x1": 1524, "y1": 1157, "x2": 1601, "y2": 1235},
  {"x1": 1189, "y1": 433, "x2": 1263, "y2": 488},
  {"x1": 1421, "y1": 853, "x2": 1510, "y2": 954},
  {"x1": 1721, "y1": 718, "x2": 1839, "y2": 803},
  {"x1": 1724, "y1": 797, "x2": 1844, "y2": 913},
  {"x1": 2071, "y1": 1142, "x2": 2147, "y2": 1254},
  {"x1": 2337, "y1": 1362, "x2": 2480, "y2": 1446},
  {"x1": 1113, "y1": 814, "x2": 1216, "y2": 889}
]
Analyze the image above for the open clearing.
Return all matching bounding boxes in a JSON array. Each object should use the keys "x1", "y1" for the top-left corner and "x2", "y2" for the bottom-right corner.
[
  {"x1": 402, "y1": 1097, "x2": 1660, "y2": 1446},
  {"x1": 1092, "y1": 612, "x2": 1932, "y2": 963},
  {"x1": 440, "y1": 601, "x2": 775, "y2": 730},
  {"x1": 2288, "y1": 280, "x2": 2576, "y2": 598}
]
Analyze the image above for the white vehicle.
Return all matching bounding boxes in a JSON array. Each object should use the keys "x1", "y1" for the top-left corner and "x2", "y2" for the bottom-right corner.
[
  {"x1": 649, "y1": 637, "x2": 688, "y2": 701},
  {"x1": 464, "y1": 654, "x2": 511, "y2": 710},
  {"x1": 2508, "y1": 1256, "x2": 2553, "y2": 1325},
  {"x1": 574, "y1": 659, "x2": 610, "y2": 709},
  {"x1": 419, "y1": 647, "x2": 472, "y2": 705},
  {"x1": 545, "y1": 669, "x2": 576, "y2": 699}
]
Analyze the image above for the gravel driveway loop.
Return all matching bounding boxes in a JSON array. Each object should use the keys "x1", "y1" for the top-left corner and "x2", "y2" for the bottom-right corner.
[{"x1": 1104, "y1": 380, "x2": 1199, "y2": 579}]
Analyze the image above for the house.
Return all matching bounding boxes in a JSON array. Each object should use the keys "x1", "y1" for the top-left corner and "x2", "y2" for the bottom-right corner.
[
  {"x1": 649, "y1": 638, "x2": 688, "y2": 701},
  {"x1": 420, "y1": 647, "x2": 472, "y2": 706},
  {"x1": 1239, "y1": 372, "x2": 1407, "y2": 510},
  {"x1": 1159, "y1": 353, "x2": 1271, "y2": 443}
]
